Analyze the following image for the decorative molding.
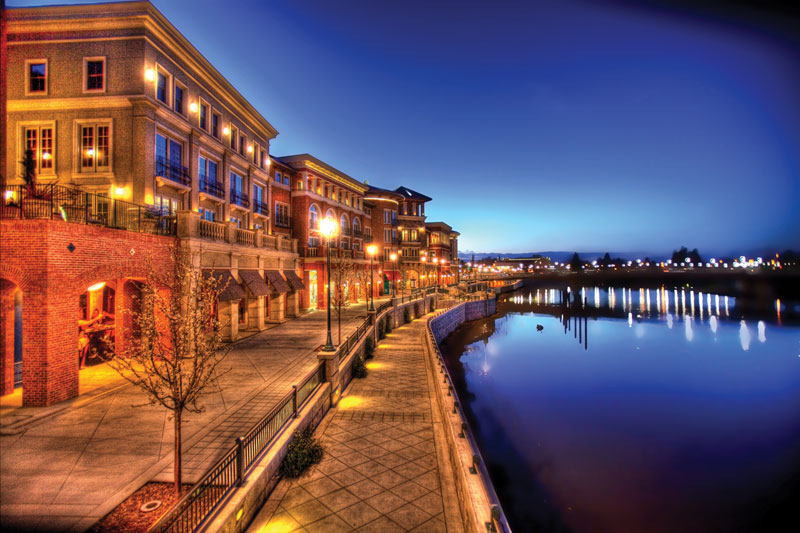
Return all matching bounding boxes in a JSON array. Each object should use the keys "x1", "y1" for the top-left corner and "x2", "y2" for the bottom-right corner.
[{"x1": 8, "y1": 96, "x2": 135, "y2": 112}]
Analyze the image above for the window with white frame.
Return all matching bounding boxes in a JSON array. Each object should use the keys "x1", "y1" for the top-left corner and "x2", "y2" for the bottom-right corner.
[
  {"x1": 83, "y1": 57, "x2": 106, "y2": 93},
  {"x1": 154, "y1": 194, "x2": 181, "y2": 215},
  {"x1": 308, "y1": 204, "x2": 319, "y2": 230},
  {"x1": 230, "y1": 215, "x2": 243, "y2": 228},
  {"x1": 156, "y1": 67, "x2": 170, "y2": 105},
  {"x1": 199, "y1": 206, "x2": 216, "y2": 221},
  {"x1": 174, "y1": 83, "x2": 185, "y2": 115},
  {"x1": 384, "y1": 229, "x2": 392, "y2": 243},
  {"x1": 25, "y1": 60, "x2": 48, "y2": 95},
  {"x1": 199, "y1": 155, "x2": 219, "y2": 183},
  {"x1": 79, "y1": 122, "x2": 111, "y2": 172},
  {"x1": 199, "y1": 101, "x2": 209, "y2": 131},
  {"x1": 238, "y1": 134, "x2": 246, "y2": 156},
  {"x1": 274, "y1": 171, "x2": 281, "y2": 183},
  {"x1": 230, "y1": 126, "x2": 238, "y2": 151},
  {"x1": 211, "y1": 111, "x2": 220, "y2": 138},
  {"x1": 21, "y1": 124, "x2": 55, "y2": 174}
]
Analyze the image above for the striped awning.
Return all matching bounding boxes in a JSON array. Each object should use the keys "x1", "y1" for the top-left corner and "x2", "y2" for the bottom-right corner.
[
  {"x1": 264, "y1": 270, "x2": 290, "y2": 294},
  {"x1": 283, "y1": 270, "x2": 305, "y2": 291},
  {"x1": 239, "y1": 270, "x2": 269, "y2": 297},
  {"x1": 203, "y1": 270, "x2": 246, "y2": 301}
]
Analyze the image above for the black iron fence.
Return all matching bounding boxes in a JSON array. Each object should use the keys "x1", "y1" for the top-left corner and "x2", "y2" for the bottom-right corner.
[
  {"x1": 199, "y1": 178, "x2": 224, "y2": 198},
  {"x1": 275, "y1": 215, "x2": 291, "y2": 229},
  {"x1": 230, "y1": 189, "x2": 250, "y2": 208},
  {"x1": 253, "y1": 199, "x2": 269, "y2": 216},
  {"x1": 151, "y1": 362, "x2": 325, "y2": 533},
  {"x1": 1, "y1": 184, "x2": 176, "y2": 236},
  {"x1": 156, "y1": 156, "x2": 191, "y2": 187}
]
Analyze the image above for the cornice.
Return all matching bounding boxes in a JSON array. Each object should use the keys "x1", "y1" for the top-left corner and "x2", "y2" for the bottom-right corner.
[{"x1": 8, "y1": 95, "x2": 136, "y2": 112}]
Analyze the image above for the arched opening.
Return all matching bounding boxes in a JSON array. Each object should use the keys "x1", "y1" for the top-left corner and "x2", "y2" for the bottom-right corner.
[
  {"x1": 405, "y1": 269, "x2": 420, "y2": 290},
  {"x1": 78, "y1": 281, "x2": 116, "y2": 369},
  {"x1": 1, "y1": 279, "x2": 23, "y2": 405}
]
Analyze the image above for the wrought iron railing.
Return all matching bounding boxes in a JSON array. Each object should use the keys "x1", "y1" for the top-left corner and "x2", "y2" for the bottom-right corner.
[
  {"x1": 275, "y1": 215, "x2": 291, "y2": 229},
  {"x1": 363, "y1": 234, "x2": 373, "y2": 243},
  {"x1": 156, "y1": 156, "x2": 191, "y2": 187},
  {"x1": 199, "y1": 177, "x2": 224, "y2": 198},
  {"x1": 1, "y1": 184, "x2": 176, "y2": 236},
  {"x1": 341, "y1": 226, "x2": 352, "y2": 237},
  {"x1": 353, "y1": 229, "x2": 362, "y2": 239},
  {"x1": 151, "y1": 362, "x2": 325, "y2": 533},
  {"x1": 230, "y1": 189, "x2": 249, "y2": 208},
  {"x1": 253, "y1": 199, "x2": 269, "y2": 216}
]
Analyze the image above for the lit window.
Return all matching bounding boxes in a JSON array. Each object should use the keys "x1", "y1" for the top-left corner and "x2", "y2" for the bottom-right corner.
[
  {"x1": 27, "y1": 61, "x2": 47, "y2": 94},
  {"x1": 80, "y1": 123, "x2": 111, "y2": 172},
  {"x1": 239, "y1": 134, "x2": 245, "y2": 156},
  {"x1": 174, "y1": 85, "x2": 184, "y2": 114},
  {"x1": 230, "y1": 126, "x2": 238, "y2": 151},
  {"x1": 211, "y1": 112, "x2": 220, "y2": 138},
  {"x1": 156, "y1": 70, "x2": 169, "y2": 104},
  {"x1": 22, "y1": 125, "x2": 55, "y2": 173},
  {"x1": 85, "y1": 58, "x2": 105, "y2": 92},
  {"x1": 200, "y1": 102, "x2": 209, "y2": 131}
]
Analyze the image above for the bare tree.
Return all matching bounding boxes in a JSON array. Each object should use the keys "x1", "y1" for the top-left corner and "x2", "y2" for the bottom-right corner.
[
  {"x1": 107, "y1": 250, "x2": 231, "y2": 494},
  {"x1": 331, "y1": 254, "x2": 357, "y2": 343}
]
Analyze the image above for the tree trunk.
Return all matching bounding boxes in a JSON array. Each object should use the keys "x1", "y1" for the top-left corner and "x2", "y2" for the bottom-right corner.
[
  {"x1": 173, "y1": 409, "x2": 182, "y2": 495},
  {"x1": 338, "y1": 309, "x2": 342, "y2": 344}
]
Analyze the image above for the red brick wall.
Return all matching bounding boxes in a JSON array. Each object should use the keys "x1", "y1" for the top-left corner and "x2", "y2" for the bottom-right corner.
[{"x1": 0, "y1": 219, "x2": 176, "y2": 405}]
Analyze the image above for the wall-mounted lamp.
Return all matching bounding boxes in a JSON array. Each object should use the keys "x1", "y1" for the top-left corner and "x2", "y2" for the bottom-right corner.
[
  {"x1": 189, "y1": 102, "x2": 198, "y2": 113},
  {"x1": 223, "y1": 126, "x2": 230, "y2": 135},
  {"x1": 144, "y1": 68, "x2": 155, "y2": 81}
]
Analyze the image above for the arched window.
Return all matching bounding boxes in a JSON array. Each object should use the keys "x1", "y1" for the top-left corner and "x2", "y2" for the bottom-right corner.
[
  {"x1": 326, "y1": 209, "x2": 336, "y2": 223},
  {"x1": 353, "y1": 217, "x2": 361, "y2": 233},
  {"x1": 340, "y1": 214, "x2": 349, "y2": 231},
  {"x1": 309, "y1": 204, "x2": 319, "y2": 230}
]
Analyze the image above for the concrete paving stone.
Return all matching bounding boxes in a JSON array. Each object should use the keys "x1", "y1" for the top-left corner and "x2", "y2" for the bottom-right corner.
[
  {"x1": 304, "y1": 512, "x2": 352, "y2": 533},
  {"x1": 355, "y1": 514, "x2": 405, "y2": 533},
  {"x1": 370, "y1": 468, "x2": 408, "y2": 490},
  {"x1": 387, "y1": 502, "x2": 433, "y2": 530},
  {"x1": 390, "y1": 480, "x2": 431, "y2": 503},
  {"x1": 415, "y1": 453, "x2": 438, "y2": 471},
  {"x1": 393, "y1": 461, "x2": 430, "y2": 480},
  {"x1": 281, "y1": 486, "x2": 316, "y2": 510},
  {"x1": 327, "y1": 466, "x2": 367, "y2": 488},
  {"x1": 320, "y1": 487, "x2": 361, "y2": 512},
  {"x1": 336, "y1": 500, "x2": 382, "y2": 529},
  {"x1": 411, "y1": 471, "x2": 440, "y2": 491},
  {"x1": 359, "y1": 445, "x2": 388, "y2": 459},
  {"x1": 351, "y1": 459, "x2": 388, "y2": 477},
  {"x1": 412, "y1": 491, "x2": 445, "y2": 517},
  {"x1": 302, "y1": 476, "x2": 342, "y2": 498},
  {"x1": 364, "y1": 489, "x2": 408, "y2": 515},
  {"x1": 410, "y1": 515, "x2": 447, "y2": 533},
  {"x1": 316, "y1": 457, "x2": 349, "y2": 476},
  {"x1": 332, "y1": 450, "x2": 369, "y2": 467},
  {"x1": 263, "y1": 510, "x2": 302, "y2": 532},
  {"x1": 286, "y1": 499, "x2": 333, "y2": 527},
  {"x1": 373, "y1": 452, "x2": 408, "y2": 469},
  {"x1": 346, "y1": 478, "x2": 384, "y2": 500}
]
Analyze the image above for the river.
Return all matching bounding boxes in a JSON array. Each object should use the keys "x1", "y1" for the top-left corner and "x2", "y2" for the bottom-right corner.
[{"x1": 440, "y1": 285, "x2": 800, "y2": 532}]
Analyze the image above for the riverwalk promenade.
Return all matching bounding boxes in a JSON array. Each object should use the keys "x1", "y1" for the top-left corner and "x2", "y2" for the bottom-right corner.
[
  {"x1": 0, "y1": 300, "x2": 387, "y2": 533},
  {"x1": 247, "y1": 317, "x2": 465, "y2": 532}
]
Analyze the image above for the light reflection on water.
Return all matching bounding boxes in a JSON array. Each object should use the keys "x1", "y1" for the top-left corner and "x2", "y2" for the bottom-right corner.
[{"x1": 443, "y1": 288, "x2": 800, "y2": 532}]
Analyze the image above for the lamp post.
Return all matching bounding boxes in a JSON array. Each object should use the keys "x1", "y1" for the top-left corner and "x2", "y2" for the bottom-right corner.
[
  {"x1": 390, "y1": 252, "x2": 397, "y2": 298},
  {"x1": 366, "y1": 244, "x2": 377, "y2": 311},
  {"x1": 421, "y1": 256, "x2": 427, "y2": 289},
  {"x1": 320, "y1": 217, "x2": 338, "y2": 352},
  {"x1": 433, "y1": 258, "x2": 439, "y2": 288}
]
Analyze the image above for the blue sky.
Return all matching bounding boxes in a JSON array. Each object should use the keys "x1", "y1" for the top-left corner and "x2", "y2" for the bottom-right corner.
[{"x1": 11, "y1": 0, "x2": 800, "y2": 254}]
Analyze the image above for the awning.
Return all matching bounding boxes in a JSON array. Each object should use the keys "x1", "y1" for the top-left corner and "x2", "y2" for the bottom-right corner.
[
  {"x1": 204, "y1": 270, "x2": 246, "y2": 301},
  {"x1": 239, "y1": 270, "x2": 270, "y2": 297},
  {"x1": 283, "y1": 270, "x2": 305, "y2": 291},
  {"x1": 265, "y1": 270, "x2": 290, "y2": 294}
]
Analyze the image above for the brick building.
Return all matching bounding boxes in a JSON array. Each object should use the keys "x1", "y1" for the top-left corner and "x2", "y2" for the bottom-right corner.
[{"x1": 1, "y1": 1, "x2": 459, "y2": 406}]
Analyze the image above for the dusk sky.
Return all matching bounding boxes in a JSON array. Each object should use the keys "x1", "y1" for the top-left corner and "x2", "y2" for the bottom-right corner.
[{"x1": 11, "y1": 0, "x2": 800, "y2": 255}]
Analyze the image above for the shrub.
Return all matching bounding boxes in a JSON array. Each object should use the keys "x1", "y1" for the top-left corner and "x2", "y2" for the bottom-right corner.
[
  {"x1": 404, "y1": 307, "x2": 411, "y2": 324},
  {"x1": 430, "y1": 299, "x2": 435, "y2": 312},
  {"x1": 385, "y1": 316, "x2": 393, "y2": 334},
  {"x1": 378, "y1": 318, "x2": 387, "y2": 340},
  {"x1": 280, "y1": 427, "x2": 323, "y2": 478},
  {"x1": 365, "y1": 336, "x2": 375, "y2": 358},
  {"x1": 352, "y1": 354, "x2": 367, "y2": 379}
]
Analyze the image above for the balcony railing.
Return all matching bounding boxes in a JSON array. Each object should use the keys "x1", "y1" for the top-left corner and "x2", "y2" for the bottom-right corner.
[
  {"x1": 354, "y1": 250, "x2": 365, "y2": 260},
  {"x1": 364, "y1": 234, "x2": 373, "y2": 243},
  {"x1": 304, "y1": 246, "x2": 319, "y2": 257},
  {"x1": 353, "y1": 229, "x2": 363, "y2": 239},
  {"x1": 1, "y1": 184, "x2": 176, "y2": 236},
  {"x1": 199, "y1": 177, "x2": 224, "y2": 198},
  {"x1": 275, "y1": 215, "x2": 291, "y2": 229},
  {"x1": 230, "y1": 189, "x2": 249, "y2": 208},
  {"x1": 253, "y1": 199, "x2": 269, "y2": 216},
  {"x1": 341, "y1": 226, "x2": 352, "y2": 237},
  {"x1": 155, "y1": 156, "x2": 191, "y2": 187}
]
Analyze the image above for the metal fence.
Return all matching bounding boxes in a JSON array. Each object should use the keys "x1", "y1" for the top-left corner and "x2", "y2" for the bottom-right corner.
[
  {"x1": 151, "y1": 362, "x2": 325, "y2": 533},
  {"x1": 2, "y1": 184, "x2": 176, "y2": 236}
]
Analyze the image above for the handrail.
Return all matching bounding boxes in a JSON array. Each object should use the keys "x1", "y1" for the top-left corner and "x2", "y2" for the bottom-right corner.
[{"x1": 426, "y1": 301, "x2": 510, "y2": 533}]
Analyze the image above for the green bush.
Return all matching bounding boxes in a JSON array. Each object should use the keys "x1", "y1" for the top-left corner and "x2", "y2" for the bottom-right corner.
[
  {"x1": 352, "y1": 354, "x2": 367, "y2": 379},
  {"x1": 365, "y1": 336, "x2": 375, "y2": 358},
  {"x1": 280, "y1": 427, "x2": 324, "y2": 478},
  {"x1": 404, "y1": 307, "x2": 411, "y2": 324}
]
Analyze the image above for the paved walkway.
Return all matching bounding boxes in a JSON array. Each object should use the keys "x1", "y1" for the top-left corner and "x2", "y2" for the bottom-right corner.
[
  {"x1": 248, "y1": 317, "x2": 464, "y2": 532},
  {"x1": 0, "y1": 300, "x2": 387, "y2": 533}
]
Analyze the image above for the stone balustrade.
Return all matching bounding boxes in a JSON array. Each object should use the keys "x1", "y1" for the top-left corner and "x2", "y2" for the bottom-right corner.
[{"x1": 177, "y1": 210, "x2": 298, "y2": 253}]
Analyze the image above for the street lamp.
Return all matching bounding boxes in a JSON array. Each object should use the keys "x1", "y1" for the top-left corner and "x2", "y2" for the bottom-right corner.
[
  {"x1": 390, "y1": 252, "x2": 398, "y2": 297},
  {"x1": 366, "y1": 244, "x2": 377, "y2": 311},
  {"x1": 320, "y1": 217, "x2": 338, "y2": 352}
]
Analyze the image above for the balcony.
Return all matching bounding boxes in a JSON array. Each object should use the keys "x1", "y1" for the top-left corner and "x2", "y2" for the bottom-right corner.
[
  {"x1": 363, "y1": 234, "x2": 373, "y2": 243},
  {"x1": 275, "y1": 215, "x2": 291, "y2": 229},
  {"x1": 353, "y1": 229, "x2": 363, "y2": 239},
  {"x1": 304, "y1": 246, "x2": 320, "y2": 257},
  {"x1": 199, "y1": 177, "x2": 224, "y2": 199},
  {"x1": 156, "y1": 156, "x2": 191, "y2": 187},
  {"x1": 1, "y1": 183, "x2": 176, "y2": 236},
  {"x1": 341, "y1": 226, "x2": 352, "y2": 237},
  {"x1": 181, "y1": 212, "x2": 297, "y2": 252},
  {"x1": 230, "y1": 189, "x2": 250, "y2": 208},
  {"x1": 253, "y1": 199, "x2": 269, "y2": 216}
]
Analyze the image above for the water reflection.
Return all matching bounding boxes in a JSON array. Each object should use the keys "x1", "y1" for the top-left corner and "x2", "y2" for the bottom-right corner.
[{"x1": 445, "y1": 288, "x2": 800, "y2": 532}]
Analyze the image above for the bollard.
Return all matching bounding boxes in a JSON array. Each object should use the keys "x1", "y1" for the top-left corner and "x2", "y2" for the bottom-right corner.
[
  {"x1": 470, "y1": 454, "x2": 479, "y2": 474},
  {"x1": 292, "y1": 385, "x2": 298, "y2": 417},
  {"x1": 236, "y1": 436, "x2": 245, "y2": 485}
]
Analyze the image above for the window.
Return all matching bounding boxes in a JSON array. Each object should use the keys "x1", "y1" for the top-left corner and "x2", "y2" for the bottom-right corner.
[
  {"x1": 384, "y1": 209, "x2": 396, "y2": 225},
  {"x1": 211, "y1": 112, "x2": 220, "y2": 138},
  {"x1": 84, "y1": 57, "x2": 106, "y2": 92},
  {"x1": 154, "y1": 194, "x2": 180, "y2": 215},
  {"x1": 274, "y1": 171, "x2": 281, "y2": 183},
  {"x1": 253, "y1": 184, "x2": 265, "y2": 212},
  {"x1": 283, "y1": 176, "x2": 290, "y2": 186},
  {"x1": 22, "y1": 125, "x2": 55, "y2": 174},
  {"x1": 156, "y1": 69, "x2": 169, "y2": 104},
  {"x1": 25, "y1": 60, "x2": 47, "y2": 95},
  {"x1": 230, "y1": 171, "x2": 243, "y2": 193},
  {"x1": 230, "y1": 126, "x2": 238, "y2": 151},
  {"x1": 199, "y1": 207, "x2": 216, "y2": 221},
  {"x1": 79, "y1": 122, "x2": 111, "y2": 172},
  {"x1": 199, "y1": 156, "x2": 218, "y2": 182},
  {"x1": 384, "y1": 229, "x2": 392, "y2": 243},
  {"x1": 199, "y1": 101, "x2": 209, "y2": 131},
  {"x1": 174, "y1": 84, "x2": 185, "y2": 114},
  {"x1": 276, "y1": 203, "x2": 289, "y2": 226},
  {"x1": 239, "y1": 134, "x2": 245, "y2": 156},
  {"x1": 353, "y1": 218, "x2": 361, "y2": 234},
  {"x1": 309, "y1": 205, "x2": 319, "y2": 230},
  {"x1": 156, "y1": 133, "x2": 183, "y2": 177},
  {"x1": 230, "y1": 215, "x2": 242, "y2": 228}
]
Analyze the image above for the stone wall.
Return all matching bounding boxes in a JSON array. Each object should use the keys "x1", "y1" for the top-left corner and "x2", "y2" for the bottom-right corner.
[{"x1": 430, "y1": 298, "x2": 495, "y2": 344}]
